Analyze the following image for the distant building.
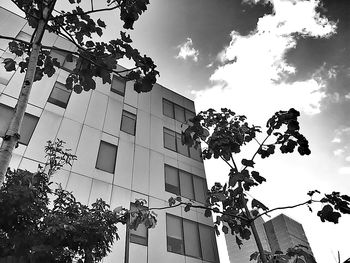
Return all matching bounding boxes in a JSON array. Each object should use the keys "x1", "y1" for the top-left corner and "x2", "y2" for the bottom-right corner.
[
  {"x1": 225, "y1": 213, "x2": 313, "y2": 263},
  {"x1": 225, "y1": 215, "x2": 271, "y2": 263},
  {"x1": 264, "y1": 214, "x2": 314, "y2": 256},
  {"x1": 0, "y1": 7, "x2": 219, "y2": 263}
]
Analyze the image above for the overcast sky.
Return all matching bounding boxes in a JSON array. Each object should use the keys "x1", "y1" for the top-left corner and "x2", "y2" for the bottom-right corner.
[{"x1": 3, "y1": 0, "x2": 350, "y2": 262}]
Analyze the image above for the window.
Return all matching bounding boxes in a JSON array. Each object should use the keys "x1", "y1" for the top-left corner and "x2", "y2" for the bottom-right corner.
[
  {"x1": 129, "y1": 203, "x2": 148, "y2": 246},
  {"x1": 162, "y1": 99, "x2": 195, "y2": 123},
  {"x1": 111, "y1": 75, "x2": 126, "y2": 96},
  {"x1": 0, "y1": 52, "x2": 15, "y2": 85},
  {"x1": 166, "y1": 214, "x2": 184, "y2": 254},
  {"x1": 165, "y1": 165, "x2": 180, "y2": 195},
  {"x1": 166, "y1": 214, "x2": 219, "y2": 262},
  {"x1": 164, "y1": 164, "x2": 207, "y2": 203},
  {"x1": 16, "y1": 31, "x2": 31, "y2": 42},
  {"x1": 120, "y1": 110, "x2": 136, "y2": 135},
  {"x1": 0, "y1": 104, "x2": 38, "y2": 146},
  {"x1": 50, "y1": 49, "x2": 76, "y2": 72},
  {"x1": 163, "y1": 128, "x2": 176, "y2": 151},
  {"x1": 95, "y1": 141, "x2": 118, "y2": 173},
  {"x1": 163, "y1": 128, "x2": 202, "y2": 161},
  {"x1": 163, "y1": 99, "x2": 174, "y2": 118},
  {"x1": 48, "y1": 81, "x2": 72, "y2": 108}
]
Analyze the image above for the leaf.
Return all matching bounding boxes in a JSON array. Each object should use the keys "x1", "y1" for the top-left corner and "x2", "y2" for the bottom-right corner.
[
  {"x1": 242, "y1": 159, "x2": 255, "y2": 168},
  {"x1": 235, "y1": 236, "x2": 243, "y2": 249},
  {"x1": 184, "y1": 203, "x2": 191, "y2": 212},
  {"x1": 251, "y1": 171, "x2": 266, "y2": 184},
  {"x1": 3, "y1": 58, "x2": 16, "y2": 71},
  {"x1": 204, "y1": 209, "x2": 212, "y2": 217},
  {"x1": 251, "y1": 199, "x2": 269, "y2": 211},
  {"x1": 222, "y1": 225, "x2": 228, "y2": 234},
  {"x1": 97, "y1": 18, "x2": 106, "y2": 28}
]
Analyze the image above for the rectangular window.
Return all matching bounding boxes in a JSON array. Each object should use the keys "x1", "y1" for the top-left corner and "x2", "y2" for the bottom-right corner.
[
  {"x1": 163, "y1": 99, "x2": 174, "y2": 118},
  {"x1": 166, "y1": 214, "x2": 219, "y2": 262},
  {"x1": 0, "y1": 52, "x2": 15, "y2": 85},
  {"x1": 162, "y1": 99, "x2": 195, "y2": 124},
  {"x1": 95, "y1": 141, "x2": 117, "y2": 173},
  {"x1": 129, "y1": 203, "x2": 148, "y2": 246},
  {"x1": 163, "y1": 128, "x2": 202, "y2": 161},
  {"x1": 165, "y1": 165, "x2": 180, "y2": 195},
  {"x1": 50, "y1": 49, "x2": 76, "y2": 72},
  {"x1": 164, "y1": 164, "x2": 207, "y2": 204},
  {"x1": 176, "y1": 133, "x2": 189, "y2": 157},
  {"x1": 179, "y1": 170, "x2": 194, "y2": 200},
  {"x1": 166, "y1": 214, "x2": 184, "y2": 255},
  {"x1": 163, "y1": 128, "x2": 176, "y2": 151},
  {"x1": 111, "y1": 75, "x2": 126, "y2": 96},
  {"x1": 183, "y1": 219, "x2": 202, "y2": 258},
  {"x1": 0, "y1": 104, "x2": 38, "y2": 146},
  {"x1": 198, "y1": 224, "x2": 219, "y2": 262},
  {"x1": 16, "y1": 31, "x2": 31, "y2": 42},
  {"x1": 120, "y1": 110, "x2": 136, "y2": 135},
  {"x1": 48, "y1": 81, "x2": 72, "y2": 108},
  {"x1": 174, "y1": 104, "x2": 186, "y2": 123}
]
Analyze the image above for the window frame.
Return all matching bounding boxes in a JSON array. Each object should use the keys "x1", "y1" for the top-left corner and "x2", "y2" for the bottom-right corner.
[
  {"x1": 110, "y1": 75, "x2": 126, "y2": 96},
  {"x1": 129, "y1": 202, "x2": 148, "y2": 246},
  {"x1": 120, "y1": 110, "x2": 137, "y2": 136},
  {"x1": 0, "y1": 103, "x2": 39, "y2": 146},
  {"x1": 162, "y1": 98, "x2": 195, "y2": 124},
  {"x1": 164, "y1": 164, "x2": 207, "y2": 204},
  {"x1": 50, "y1": 49, "x2": 77, "y2": 72},
  {"x1": 47, "y1": 81, "x2": 72, "y2": 108},
  {"x1": 95, "y1": 140, "x2": 118, "y2": 174},
  {"x1": 166, "y1": 214, "x2": 219, "y2": 263}
]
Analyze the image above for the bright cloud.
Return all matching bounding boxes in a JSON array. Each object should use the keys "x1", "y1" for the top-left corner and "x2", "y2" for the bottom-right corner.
[
  {"x1": 176, "y1": 38, "x2": 199, "y2": 62},
  {"x1": 193, "y1": 0, "x2": 335, "y2": 122}
]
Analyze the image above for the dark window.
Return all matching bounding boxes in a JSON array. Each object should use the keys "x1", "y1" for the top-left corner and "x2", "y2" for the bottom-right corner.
[
  {"x1": 183, "y1": 219, "x2": 202, "y2": 258},
  {"x1": 95, "y1": 141, "x2": 118, "y2": 173},
  {"x1": 163, "y1": 128, "x2": 176, "y2": 151},
  {"x1": 0, "y1": 104, "x2": 38, "y2": 146},
  {"x1": 48, "y1": 81, "x2": 72, "y2": 108},
  {"x1": 179, "y1": 170, "x2": 194, "y2": 200},
  {"x1": 166, "y1": 214, "x2": 219, "y2": 262},
  {"x1": 111, "y1": 75, "x2": 126, "y2": 96},
  {"x1": 163, "y1": 99, "x2": 174, "y2": 118},
  {"x1": 176, "y1": 133, "x2": 189, "y2": 157},
  {"x1": 50, "y1": 49, "x2": 76, "y2": 72},
  {"x1": 129, "y1": 203, "x2": 148, "y2": 246},
  {"x1": 174, "y1": 104, "x2": 186, "y2": 123},
  {"x1": 166, "y1": 214, "x2": 184, "y2": 255},
  {"x1": 163, "y1": 128, "x2": 202, "y2": 161},
  {"x1": 162, "y1": 99, "x2": 195, "y2": 124},
  {"x1": 164, "y1": 165, "x2": 180, "y2": 195},
  {"x1": 164, "y1": 164, "x2": 207, "y2": 204},
  {"x1": 121, "y1": 110, "x2": 136, "y2": 135}
]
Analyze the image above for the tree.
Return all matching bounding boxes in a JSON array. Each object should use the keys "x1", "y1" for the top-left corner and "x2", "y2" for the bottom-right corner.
[
  {"x1": 0, "y1": 0, "x2": 159, "y2": 184},
  {"x1": 167, "y1": 108, "x2": 350, "y2": 263},
  {"x1": 0, "y1": 139, "x2": 157, "y2": 263}
]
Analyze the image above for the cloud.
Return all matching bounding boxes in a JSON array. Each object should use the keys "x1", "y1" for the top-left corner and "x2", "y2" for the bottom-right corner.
[
  {"x1": 193, "y1": 0, "x2": 334, "y2": 122},
  {"x1": 333, "y1": 149, "x2": 345, "y2": 157},
  {"x1": 338, "y1": 166, "x2": 350, "y2": 175},
  {"x1": 175, "y1": 38, "x2": 199, "y2": 62}
]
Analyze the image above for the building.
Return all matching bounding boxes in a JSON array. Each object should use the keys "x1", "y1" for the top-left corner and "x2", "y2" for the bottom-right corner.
[
  {"x1": 0, "y1": 7, "x2": 219, "y2": 263},
  {"x1": 225, "y1": 213, "x2": 313, "y2": 263},
  {"x1": 264, "y1": 214, "x2": 314, "y2": 256},
  {"x1": 225, "y1": 215, "x2": 271, "y2": 263}
]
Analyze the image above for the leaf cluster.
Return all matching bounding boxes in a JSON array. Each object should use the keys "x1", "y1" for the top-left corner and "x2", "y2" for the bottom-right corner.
[{"x1": 0, "y1": 140, "x2": 127, "y2": 262}]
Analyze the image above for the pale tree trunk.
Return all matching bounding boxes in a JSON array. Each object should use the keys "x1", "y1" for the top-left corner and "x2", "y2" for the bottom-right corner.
[
  {"x1": 0, "y1": 3, "x2": 55, "y2": 185},
  {"x1": 240, "y1": 189, "x2": 268, "y2": 263}
]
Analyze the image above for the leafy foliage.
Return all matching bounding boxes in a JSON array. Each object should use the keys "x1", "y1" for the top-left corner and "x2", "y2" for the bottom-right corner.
[
  {"x1": 3, "y1": 0, "x2": 158, "y2": 94},
  {"x1": 0, "y1": 140, "x2": 155, "y2": 262},
  {"x1": 179, "y1": 108, "x2": 349, "y2": 262}
]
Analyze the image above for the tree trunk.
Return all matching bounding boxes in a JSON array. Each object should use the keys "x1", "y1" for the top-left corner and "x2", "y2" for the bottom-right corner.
[
  {"x1": 0, "y1": 4, "x2": 54, "y2": 185},
  {"x1": 240, "y1": 191, "x2": 268, "y2": 263}
]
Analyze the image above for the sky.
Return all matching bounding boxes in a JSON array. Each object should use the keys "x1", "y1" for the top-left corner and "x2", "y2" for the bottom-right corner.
[{"x1": 2, "y1": 0, "x2": 350, "y2": 262}]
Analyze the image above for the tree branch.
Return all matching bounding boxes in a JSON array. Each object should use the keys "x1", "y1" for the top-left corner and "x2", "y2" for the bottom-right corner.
[
  {"x1": 49, "y1": 4, "x2": 121, "y2": 21},
  {"x1": 252, "y1": 199, "x2": 320, "y2": 221}
]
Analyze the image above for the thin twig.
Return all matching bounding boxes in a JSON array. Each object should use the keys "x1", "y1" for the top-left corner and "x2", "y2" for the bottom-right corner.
[{"x1": 50, "y1": 4, "x2": 121, "y2": 21}]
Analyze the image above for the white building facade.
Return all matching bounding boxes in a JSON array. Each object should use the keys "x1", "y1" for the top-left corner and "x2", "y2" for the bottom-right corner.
[{"x1": 0, "y1": 7, "x2": 219, "y2": 263}]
